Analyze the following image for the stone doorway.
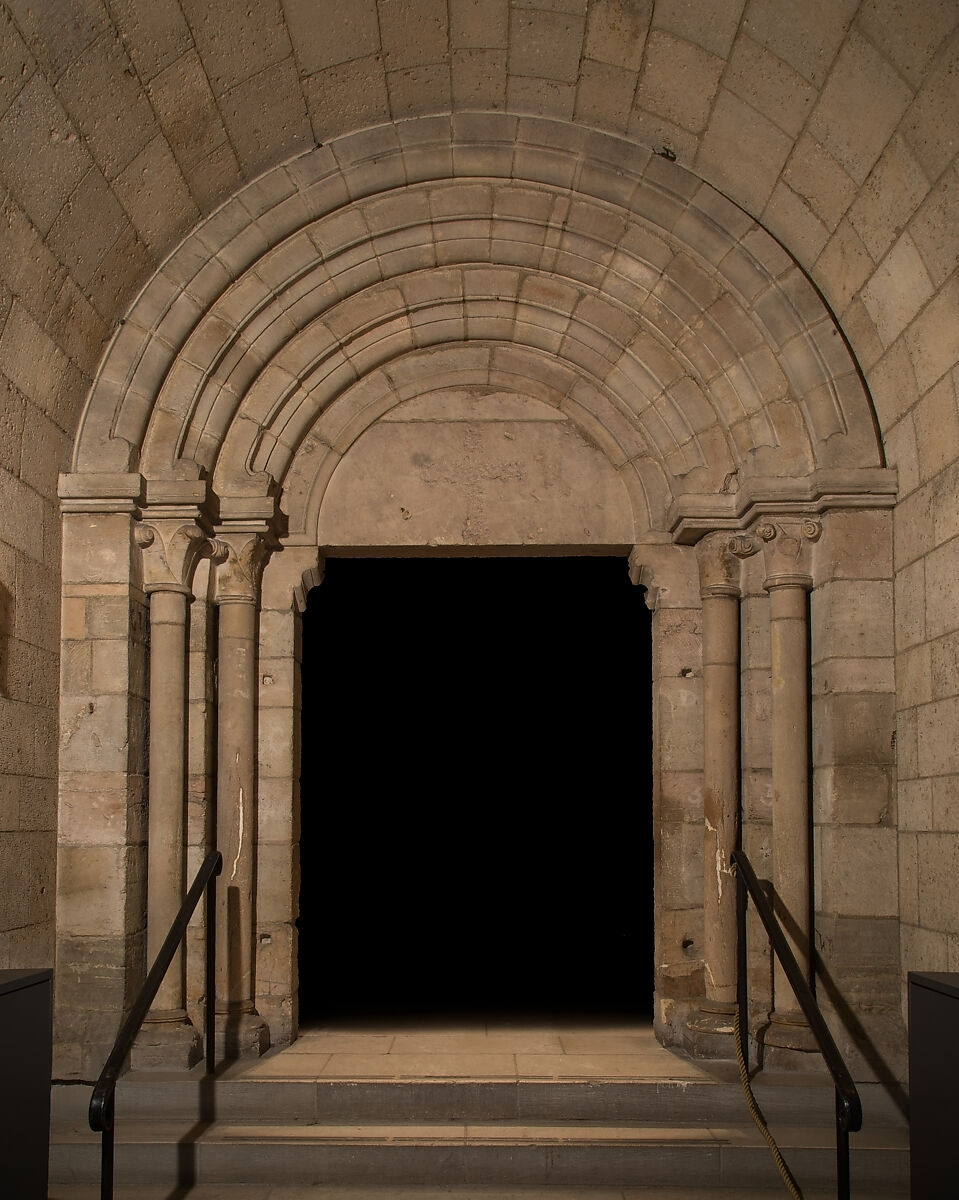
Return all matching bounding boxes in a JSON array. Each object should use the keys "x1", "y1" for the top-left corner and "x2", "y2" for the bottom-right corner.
[{"x1": 297, "y1": 556, "x2": 653, "y2": 1026}]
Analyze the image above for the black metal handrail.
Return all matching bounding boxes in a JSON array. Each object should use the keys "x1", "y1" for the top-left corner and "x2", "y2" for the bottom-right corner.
[
  {"x1": 731, "y1": 848, "x2": 862, "y2": 1199},
  {"x1": 89, "y1": 849, "x2": 222, "y2": 1200}
]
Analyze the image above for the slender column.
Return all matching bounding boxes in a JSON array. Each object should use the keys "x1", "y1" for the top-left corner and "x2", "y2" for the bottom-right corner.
[
  {"x1": 759, "y1": 518, "x2": 820, "y2": 1043},
  {"x1": 134, "y1": 520, "x2": 211, "y2": 1068},
  {"x1": 685, "y1": 534, "x2": 742, "y2": 1054},
  {"x1": 145, "y1": 586, "x2": 191, "y2": 1013},
  {"x1": 700, "y1": 542, "x2": 741, "y2": 1008},
  {"x1": 213, "y1": 531, "x2": 270, "y2": 1058}
]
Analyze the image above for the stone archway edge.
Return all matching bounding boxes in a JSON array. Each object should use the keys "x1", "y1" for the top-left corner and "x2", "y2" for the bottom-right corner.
[
  {"x1": 70, "y1": 115, "x2": 883, "y2": 536},
  {"x1": 54, "y1": 113, "x2": 900, "y2": 1078}
]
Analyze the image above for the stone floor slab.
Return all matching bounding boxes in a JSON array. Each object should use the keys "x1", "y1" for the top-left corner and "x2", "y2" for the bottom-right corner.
[
  {"x1": 513, "y1": 1054, "x2": 709, "y2": 1079},
  {"x1": 286, "y1": 1033, "x2": 396, "y2": 1053},
  {"x1": 319, "y1": 1052, "x2": 520, "y2": 1078},
  {"x1": 390, "y1": 1033, "x2": 564, "y2": 1054}
]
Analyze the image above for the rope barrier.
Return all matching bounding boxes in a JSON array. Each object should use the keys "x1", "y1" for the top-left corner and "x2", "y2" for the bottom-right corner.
[{"x1": 733, "y1": 1006, "x2": 804, "y2": 1199}]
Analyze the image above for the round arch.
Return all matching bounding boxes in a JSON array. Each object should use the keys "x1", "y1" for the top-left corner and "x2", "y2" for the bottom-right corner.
[
  {"x1": 57, "y1": 113, "x2": 898, "y2": 1069},
  {"x1": 73, "y1": 115, "x2": 884, "y2": 522}
]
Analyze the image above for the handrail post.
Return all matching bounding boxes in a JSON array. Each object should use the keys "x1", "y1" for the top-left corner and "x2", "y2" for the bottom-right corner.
[
  {"x1": 100, "y1": 1089, "x2": 114, "y2": 1200},
  {"x1": 89, "y1": 850, "x2": 223, "y2": 1197},
  {"x1": 731, "y1": 848, "x2": 861, "y2": 1200},
  {"x1": 836, "y1": 1091, "x2": 850, "y2": 1200},
  {"x1": 205, "y1": 861, "x2": 217, "y2": 1074},
  {"x1": 735, "y1": 861, "x2": 749, "y2": 1076}
]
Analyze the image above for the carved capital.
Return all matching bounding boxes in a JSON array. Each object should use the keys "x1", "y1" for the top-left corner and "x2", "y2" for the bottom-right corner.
[
  {"x1": 629, "y1": 544, "x2": 700, "y2": 611},
  {"x1": 757, "y1": 517, "x2": 821, "y2": 588},
  {"x1": 729, "y1": 534, "x2": 761, "y2": 561},
  {"x1": 137, "y1": 520, "x2": 216, "y2": 594},
  {"x1": 213, "y1": 532, "x2": 270, "y2": 604},
  {"x1": 260, "y1": 547, "x2": 325, "y2": 612},
  {"x1": 696, "y1": 532, "x2": 743, "y2": 598}
]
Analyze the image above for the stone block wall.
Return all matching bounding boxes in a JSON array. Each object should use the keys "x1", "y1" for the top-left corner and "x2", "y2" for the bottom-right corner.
[
  {"x1": 56, "y1": 510, "x2": 149, "y2": 1077},
  {"x1": 812, "y1": 509, "x2": 902, "y2": 1079}
]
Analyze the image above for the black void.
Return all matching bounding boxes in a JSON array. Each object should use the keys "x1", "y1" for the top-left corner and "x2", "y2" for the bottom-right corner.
[{"x1": 297, "y1": 556, "x2": 654, "y2": 1024}]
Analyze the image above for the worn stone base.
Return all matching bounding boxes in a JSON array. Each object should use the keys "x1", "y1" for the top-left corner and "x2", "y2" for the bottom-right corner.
[
  {"x1": 758, "y1": 1011, "x2": 826, "y2": 1071},
  {"x1": 216, "y1": 1011, "x2": 270, "y2": 1062},
  {"x1": 131, "y1": 1015, "x2": 203, "y2": 1070},
  {"x1": 684, "y1": 999, "x2": 738, "y2": 1059}
]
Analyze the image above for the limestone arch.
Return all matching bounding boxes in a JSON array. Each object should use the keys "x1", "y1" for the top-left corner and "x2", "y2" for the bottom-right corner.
[{"x1": 58, "y1": 115, "x2": 897, "y2": 1070}]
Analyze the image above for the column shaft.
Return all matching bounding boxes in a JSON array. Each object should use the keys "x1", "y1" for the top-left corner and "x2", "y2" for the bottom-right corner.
[
  {"x1": 768, "y1": 579, "x2": 812, "y2": 1014},
  {"x1": 216, "y1": 597, "x2": 258, "y2": 1015},
  {"x1": 146, "y1": 587, "x2": 190, "y2": 1017},
  {"x1": 701, "y1": 589, "x2": 740, "y2": 1006}
]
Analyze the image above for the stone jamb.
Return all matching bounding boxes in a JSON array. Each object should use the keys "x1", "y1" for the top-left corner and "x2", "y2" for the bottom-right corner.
[
  {"x1": 630, "y1": 544, "x2": 704, "y2": 1049},
  {"x1": 56, "y1": 474, "x2": 149, "y2": 1079},
  {"x1": 255, "y1": 547, "x2": 324, "y2": 1044}
]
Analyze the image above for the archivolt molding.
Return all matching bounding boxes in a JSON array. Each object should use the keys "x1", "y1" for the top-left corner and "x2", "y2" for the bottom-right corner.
[{"x1": 71, "y1": 113, "x2": 888, "y2": 544}]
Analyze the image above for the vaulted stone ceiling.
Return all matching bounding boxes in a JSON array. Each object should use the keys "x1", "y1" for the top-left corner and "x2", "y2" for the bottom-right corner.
[
  {"x1": 27, "y1": 0, "x2": 949, "y2": 556},
  {"x1": 2, "y1": 0, "x2": 955, "y2": 476}
]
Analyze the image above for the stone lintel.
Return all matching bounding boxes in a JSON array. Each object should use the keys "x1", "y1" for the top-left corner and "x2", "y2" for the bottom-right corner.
[
  {"x1": 309, "y1": 540, "x2": 636, "y2": 557},
  {"x1": 668, "y1": 467, "x2": 898, "y2": 544}
]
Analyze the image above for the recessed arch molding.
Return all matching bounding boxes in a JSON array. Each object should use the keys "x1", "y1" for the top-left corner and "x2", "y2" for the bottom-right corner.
[{"x1": 55, "y1": 114, "x2": 901, "y2": 1079}]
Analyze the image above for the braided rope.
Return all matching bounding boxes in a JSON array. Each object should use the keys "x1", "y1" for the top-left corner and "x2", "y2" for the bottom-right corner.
[{"x1": 733, "y1": 1007, "x2": 804, "y2": 1199}]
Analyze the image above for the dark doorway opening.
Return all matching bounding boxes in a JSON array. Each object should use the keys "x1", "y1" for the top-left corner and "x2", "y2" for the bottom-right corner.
[{"x1": 297, "y1": 556, "x2": 653, "y2": 1025}]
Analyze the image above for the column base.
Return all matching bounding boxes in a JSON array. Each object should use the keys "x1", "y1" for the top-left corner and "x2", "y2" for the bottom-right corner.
[
  {"x1": 215, "y1": 1011, "x2": 270, "y2": 1062},
  {"x1": 759, "y1": 1009, "x2": 825, "y2": 1071},
  {"x1": 131, "y1": 1013, "x2": 203, "y2": 1070},
  {"x1": 683, "y1": 999, "x2": 737, "y2": 1059}
]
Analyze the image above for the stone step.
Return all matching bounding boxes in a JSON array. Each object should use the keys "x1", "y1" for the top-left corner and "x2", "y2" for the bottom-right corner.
[
  {"x1": 52, "y1": 1072, "x2": 909, "y2": 1127},
  {"x1": 46, "y1": 1187, "x2": 878, "y2": 1200},
  {"x1": 50, "y1": 1113, "x2": 908, "y2": 1193}
]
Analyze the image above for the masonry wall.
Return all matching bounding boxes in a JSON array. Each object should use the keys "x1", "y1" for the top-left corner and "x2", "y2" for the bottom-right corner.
[{"x1": 0, "y1": 3, "x2": 956, "y2": 1043}]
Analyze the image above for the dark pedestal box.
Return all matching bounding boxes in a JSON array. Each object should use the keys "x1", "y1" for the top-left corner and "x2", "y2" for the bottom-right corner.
[
  {"x1": 0, "y1": 969, "x2": 52, "y2": 1198},
  {"x1": 909, "y1": 971, "x2": 959, "y2": 1198}
]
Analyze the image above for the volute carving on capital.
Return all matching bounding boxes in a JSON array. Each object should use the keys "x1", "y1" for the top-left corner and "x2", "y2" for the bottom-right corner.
[
  {"x1": 135, "y1": 520, "x2": 217, "y2": 594},
  {"x1": 212, "y1": 532, "x2": 271, "y2": 604},
  {"x1": 756, "y1": 517, "x2": 822, "y2": 588},
  {"x1": 728, "y1": 534, "x2": 761, "y2": 561}
]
